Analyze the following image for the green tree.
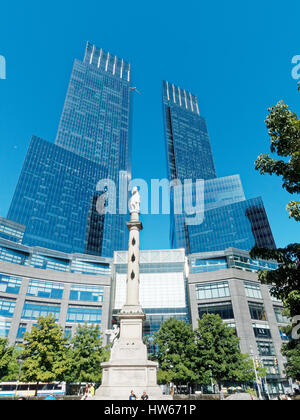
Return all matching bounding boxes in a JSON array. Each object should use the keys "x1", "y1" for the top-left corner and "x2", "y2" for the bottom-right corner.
[
  {"x1": 194, "y1": 314, "x2": 261, "y2": 389},
  {"x1": 250, "y1": 244, "x2": 300, "y2": 317},
  {"x1": 153, "y1": 318, "x2": 197, "y2": 390},
  {"x1": 250, "y1": 101, "x2": 300, "y2": 318},
  {"x1": 254, "y1": 100, "x2": 300, "y2": 221},
  {"x1": 20, "y1": 315, "x2": 70, "y2": 394},
  {"x1": 251, "y1": 100, "x2": 300, "y2": 384},
  {"x1": 281, "y1": 323, "x2": 300, "y2": 381},
  {"x1": 66, "y1": 323, "x2": 109, "y2": 385},
  {"x1": 0, "y1": 338, "x2": 14, "y2": 380}
]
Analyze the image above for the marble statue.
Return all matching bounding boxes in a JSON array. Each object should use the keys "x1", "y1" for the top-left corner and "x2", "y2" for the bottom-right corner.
[
  {"x1": 128, "y1": 186, "x2": 140, "y2": 213},
  {"x1": 105, "y1": 325, "x2": 120, "y2": 344}
]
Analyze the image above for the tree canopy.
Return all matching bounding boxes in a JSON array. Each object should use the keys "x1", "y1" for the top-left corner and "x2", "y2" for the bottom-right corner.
[
  {"x1": 251, "y1": 99, "x2": 300, "y2": 381},
  {"x1": 254, "y1": 101, "x2": 300, "y2": 221},
  {"x1": 153, "y1": 315, "x2": 261, "y2": 389},
  {"x1": 20, "y1": 315, "x2": 70, "y2": 385},
  {"x1": 66, "y1": 323, "x2": 109, "y2": 384}
]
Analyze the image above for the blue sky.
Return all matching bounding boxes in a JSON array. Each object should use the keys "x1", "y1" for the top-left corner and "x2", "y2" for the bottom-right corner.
[{"x1": 0, "y1": 0, "x2": 299, "y2": 250}]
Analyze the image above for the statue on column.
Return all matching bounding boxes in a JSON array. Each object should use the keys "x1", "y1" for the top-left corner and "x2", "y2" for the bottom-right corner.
[{"x1": 128, "y1": 186, "x2": 140, "y2": 214}]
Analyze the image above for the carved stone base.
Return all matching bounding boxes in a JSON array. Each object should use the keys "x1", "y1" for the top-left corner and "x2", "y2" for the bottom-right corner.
[
  {"x1": 95, "y1": 307, "x2": 167, "y2": 400},
  {"x1": 95, "y1": 361, "x2": 166, "y2": 400}
]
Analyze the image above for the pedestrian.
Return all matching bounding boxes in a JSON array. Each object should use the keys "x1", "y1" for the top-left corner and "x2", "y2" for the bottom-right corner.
[
  {"x1": 90, "y1": 384, "x2": 95, "y2": 397},
  {"x1": 129, "y1": 390, "x2": 137, "y2": 400},
  {"x1": 140, "y1": 391, "x2": 149, "y2": 400},
  {"x1": 81, "y1": 384, "x2": 89, "y2": 400},
  {"x1": 220, "y1": 390, "x2": 224, "y2": 400}
]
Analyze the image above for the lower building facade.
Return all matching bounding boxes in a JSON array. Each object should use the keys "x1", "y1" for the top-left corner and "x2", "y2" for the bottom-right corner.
[
  {"x1": 0, "y1": 237, "x2": 292, "y2": 395},
  {"x1": 188, "y1": 248, "x2": 290, "y2": 394},
  {"x1": 0, "y1": 238, "x2": 112, "y2": 345}
]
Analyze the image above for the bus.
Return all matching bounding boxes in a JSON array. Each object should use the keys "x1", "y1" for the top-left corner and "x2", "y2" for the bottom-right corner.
[{"x1": 0, "y1": 382, "x2": 66, "y2": 399}]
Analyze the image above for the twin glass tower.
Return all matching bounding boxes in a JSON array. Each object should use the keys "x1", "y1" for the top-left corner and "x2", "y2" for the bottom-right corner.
[{"x1": 7, "y1": 42, "x2": 275, "y2": 257}]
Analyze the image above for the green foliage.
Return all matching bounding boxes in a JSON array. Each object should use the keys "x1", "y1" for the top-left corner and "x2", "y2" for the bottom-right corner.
[
  {"x1": 153, "y1": 318, "x2": 197, "y2": 385},
  {"x1": 194, "y1": 314, "x2": 258, "y2": 387},
  {"x1": 153, "y1": 315, "x2": 258, "y2": 388},
  {"x1": 250, "y1": 244, "x2": 300, "y2": 317},
  {"x1": 20, "y1": 315, "x2": 70, "y2": 384},
  {"x1": 245, "y1": 387, "x2": 257, "y2": 398},
  {"x1": 66, "y1": 323, "x2": 109, "y2": 384},
  {"x1": 254, "y1": 101, "x2": 300, "y2": 221},
  {"x1": 0, "y1": 338, "x2": 14, "y2": 380},
  {"x1": 252, "y1": 100, "x2": 300, "y2": 380},
  {"x1": 281, "y1": 322, "x2": 300, "y2": 381},
  {"x1": 282, "y1": 342, "x2": 300, "y2": 381}
]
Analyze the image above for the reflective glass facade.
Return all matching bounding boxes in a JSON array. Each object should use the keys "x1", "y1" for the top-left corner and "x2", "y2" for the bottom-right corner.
[
  {"x1": 0, "y1": 218, "x2": 25, "y2": 243},
  {"x1": 0, "y1": 320, "x2": 11, "y2": 337},
  {"x1": 196, "y1": 281, "x2": 230, "y2": 300},
  {"x1": 7, "y1": 42, "x2": 132, "y2": 258},
  {"x1": 66, "y1": 306, "x2": 102, "y2": 324},
  {"x1": 198, "y1": 301, "x2": 234, "y2": 320},
  {"x1": 186, "y1": 197, "x2": 276, "y2": 254},
  {"x1": 0, "y1": 238, "x2": 110, "y2": 341},
  {"x1": 190, "y1": 249, "x2": 278, "y2": 276},
  {"x1": 56, "y1": 43, "x2": 131, "y2": 171},
  {"x1": 22, "y1": 302, "x2": 61, "y2": 320},
  {"x1": 7, "y1": 136, "x2": 107, "y2": 254},
  {"x1": 0, "y1": 298, "x2": 16, "y2": 318},
  {"x1": 0, "y1": 237, "x2": 111, "y2": 276},
  {"x1": 0, "y1": 274, "x2": 22, "y2": 294},
  {"x1": 162, "y1": 81, "x2": 217, "y2": 182},
  {"x1": 27, "y1": 279, "x2": 64, "y2": 299},
  {"x1": 55, "y1": 42, "x2": 132, "y2": 258},
  {"x1": 163, "y1": 82, "x2": 276, "y2": 254},
  {"x1": 69, "y1": 284, "x2": 104, "y2": 302}
]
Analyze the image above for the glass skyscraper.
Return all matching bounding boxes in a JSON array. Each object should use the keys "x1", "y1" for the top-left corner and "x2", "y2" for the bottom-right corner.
[
  {"x1": 162, "y1": 81, "x2": 276, "y2": 253},
  {"x1": 8, "y1": 136, "x2": 109, "y2": 253},
  {"x1": 162, "y1": 81, "x2": 216, "y2": 182},
  {"x1": 7, "y1": 43, "x2": 132, "y2": 257},
  {"x1": 56, "y1": 42, "x2": 132, "y2": 173}
]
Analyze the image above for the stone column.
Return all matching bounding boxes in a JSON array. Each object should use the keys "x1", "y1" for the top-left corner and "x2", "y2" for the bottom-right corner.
[
  {"x1": 121, "y1": 210, "x2": 143, "y2": 312},
  {"x1": 95, "y1": 189, "x2": 166, "y2": 400}
]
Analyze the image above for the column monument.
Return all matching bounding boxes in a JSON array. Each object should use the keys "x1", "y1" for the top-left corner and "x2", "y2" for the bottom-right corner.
[{"x1": 95, "y1": 187, "x2": 165, "y2": 400}]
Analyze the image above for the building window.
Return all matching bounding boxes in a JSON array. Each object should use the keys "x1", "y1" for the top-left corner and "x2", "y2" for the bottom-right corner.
[
  {"x1": 30, "y1": 254, "x2": 70, "y2": 272},
  {"x1": 279, "y1": 327, "x2": 289, "y2": 342},
  {"x1": 67, "y1": 306, "x2": 102, "y2": 324},
  {"x1": 0, "y1": 274, "x2": 22, "y2": 294},
  {"x1": 69, "y1": 284, "x2": 104, "y2": 302},
  {"x1": 274, "y1": 307, "x2": 290, "y2": 324},
  {"x1": 248, "y1": 302, "x2": 267, "y2": 321},
  {"x1": 244, "y1": 281, "x2": 262, "y2": 299},
  {"x1": 198, "y1": 301, "x2": 234, "y2": 320},
  {"x1": 71, "y1": 260, "x2": 111, "y2": 275},
  {"x1": 253, "y1": 323, "x2": 271, "y2": 338},
  {"x1": 196, "y1": 281, "x2": 230, "y2": 300},
  {"x1": 0, "y1": 298, "x2": 16, "y2": 318},
  {"x1": 17, "y1": 324, "x2": 27, "y2": 339},
  {"x1": 191, "y1": 258, "x2": 227, "y2": 273},
  {"x1": 27, "y1": 279, "x2": 64, "y2": 299},
  {"x1": 0, "y1": 320, "x2": 11, "y2": 337},
  {"x1": 0, "y1": 246, "x2": 28, "y2": 265},
  {"x1": 256, "y1": 341, "x2": 275, "y2": 356},
  {"x1": 262, "y1": 359, "x2": 280, "y2": 377},
  {"x1": 22, "y1": 302, "x2": 60, "y2": 320},
  {"x1": 64, "y1": 326, "x2": 72, "y2": 339}
]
